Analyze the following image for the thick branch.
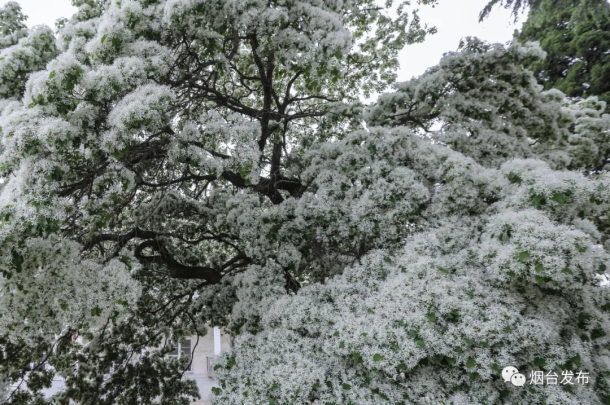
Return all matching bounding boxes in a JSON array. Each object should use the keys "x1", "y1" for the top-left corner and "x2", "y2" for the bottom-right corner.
[{"x1": 134, "y1": 239, "x2": 225, "y2": 282}]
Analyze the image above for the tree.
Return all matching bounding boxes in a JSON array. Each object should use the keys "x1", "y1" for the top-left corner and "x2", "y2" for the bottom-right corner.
[
  {"x1": 479, "y1": 0, "x2": 610, "y2": 22},
  {"x1": 515, "y1": 0, "x2": 610, "y2": 113},
  {"x1": 0, "y1": 1, "x2": 609, "y2": 405},
  {"x1": 0, "y1": 0, "x2": 437, "y2": 404},
  {"x1": 213, "y1": 38, "x2": 610, "y2": 404},
  {"x1": 0, "y1": 1, "x2": 27, "y2": 49}
]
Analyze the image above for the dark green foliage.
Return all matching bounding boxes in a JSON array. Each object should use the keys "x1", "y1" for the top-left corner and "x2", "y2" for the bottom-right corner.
[
  {"x1": 479, "y1": 0, "x2": 542, "y2": 22},
  {"x1": 516, "y1": 0, "x2": 610, "y2": 112}
]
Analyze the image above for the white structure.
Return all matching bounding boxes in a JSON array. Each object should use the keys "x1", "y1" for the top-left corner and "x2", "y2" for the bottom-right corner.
[
  {"x1": 33, "y1": 327, "x2": 230, "y2": 405},
  {"x1": 184, "y1": 326, "x2": 231, "y2": 405}
]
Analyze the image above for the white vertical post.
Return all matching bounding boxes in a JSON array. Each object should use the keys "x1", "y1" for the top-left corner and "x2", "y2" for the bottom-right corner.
[{"x1": 213, "y1": 326, "x2": 221, "y2": 356}]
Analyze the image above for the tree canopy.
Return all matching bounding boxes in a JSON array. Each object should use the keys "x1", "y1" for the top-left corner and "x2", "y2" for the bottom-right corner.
[
  {"x1": 479, "y1": 0, "x2": 610, "y2": 22},
  {"x1": 515, "y1": 0, "x2": 610, "y2": 113},
  {"x1": 0, "y1": 1, "x2": 609, "y2": 404}
]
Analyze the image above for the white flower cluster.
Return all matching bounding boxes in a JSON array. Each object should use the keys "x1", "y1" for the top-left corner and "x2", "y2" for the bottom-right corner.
[
  {"x1": 215, "y1": 121, "x2": 610, "y2": 404},
  {"x1": 0, "y1": 234, "x2": 141, "y2": 346}
]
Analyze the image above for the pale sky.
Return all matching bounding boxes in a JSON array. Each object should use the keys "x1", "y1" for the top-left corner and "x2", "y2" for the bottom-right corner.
[
  {"x1": 397, "y1": 0, "x2": 524, "y2": 81},
  {"x1": 13, "y1": 0, "x2": 523, "y2": 82}
]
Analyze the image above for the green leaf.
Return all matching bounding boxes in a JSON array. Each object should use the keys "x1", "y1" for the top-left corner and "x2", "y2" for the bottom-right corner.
[
  {"x1": 373, "y1": 353, "x2": 384, "y2": 362},
  {"x1": 91, "y1": 306, "x2": 102, "y2": 316},
  {"x1": 113, "y1": 148, "x2": 130, "y2": 160},
  {"x1": 535, "y1": 263, "x2": 544, "y2": 273},
  {"x1": 101, "y1": 34, "x2": 107, "y2": 44},
  {"x1": 531, "y1": 194, "x2": 546, "y2": 207},
  {"x1": 562, "y1": 267, "x2": 574, "y2": 275},
  {"x1": 10, "y1": 250, "x2": 24, "y2": 273},
  {"x1": 569, "y1": 354, "x2": 582, "y2": 367},
  {"x1": 350, "y1": 351, "x2": 363, "y2": 364},
  {"x1": 427, "y1": 312, "x2": 437, "y2": 322},
  {"x1": 551, "y1": 192, "x2": 566, "y2": 204},
  {"x1": 438, "y1": 267, "x2": 449, "y2": 274},
  {"x1": 211, "y1": 387, "x2": 222, "y2": 395},
  {"x1": 518, "y1": 251, "x2": 531, "y2": 262},
  {"x1": 577, "y1": 313, "x2": 591, "y2": 329},
  {"x1": 533, "y1": 357, "x2": 546, "y2": 368},
  {"x1": 339, "y1": 341, "x2": 345, "y2": 349},
  {"x1": 465, "y1": 357, "x2": 476, "y2": 369},
  {"x1": 498, "y1": 225, "x2": 512, "y2": 243},
  {"x1": 60, "y1": 302, "x2": 68, "y2": 311},
  {"x1": 507, "y1": 172, "x2": 522, "y2": 184},
  {"x1": 591, "y1": 329, "x2": 607, "y2": 340},
  {"x1": 342, "y1": 383, "x2": 351, "y2": 390}
]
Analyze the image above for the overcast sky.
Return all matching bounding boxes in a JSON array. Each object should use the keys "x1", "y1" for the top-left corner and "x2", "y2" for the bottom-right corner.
[
  {"x1": 14, "y1": 0, "x2": 524, "y2": 82},
  {"x1": 397, "y1": 0, "x2": 524, "y2": 81}
]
